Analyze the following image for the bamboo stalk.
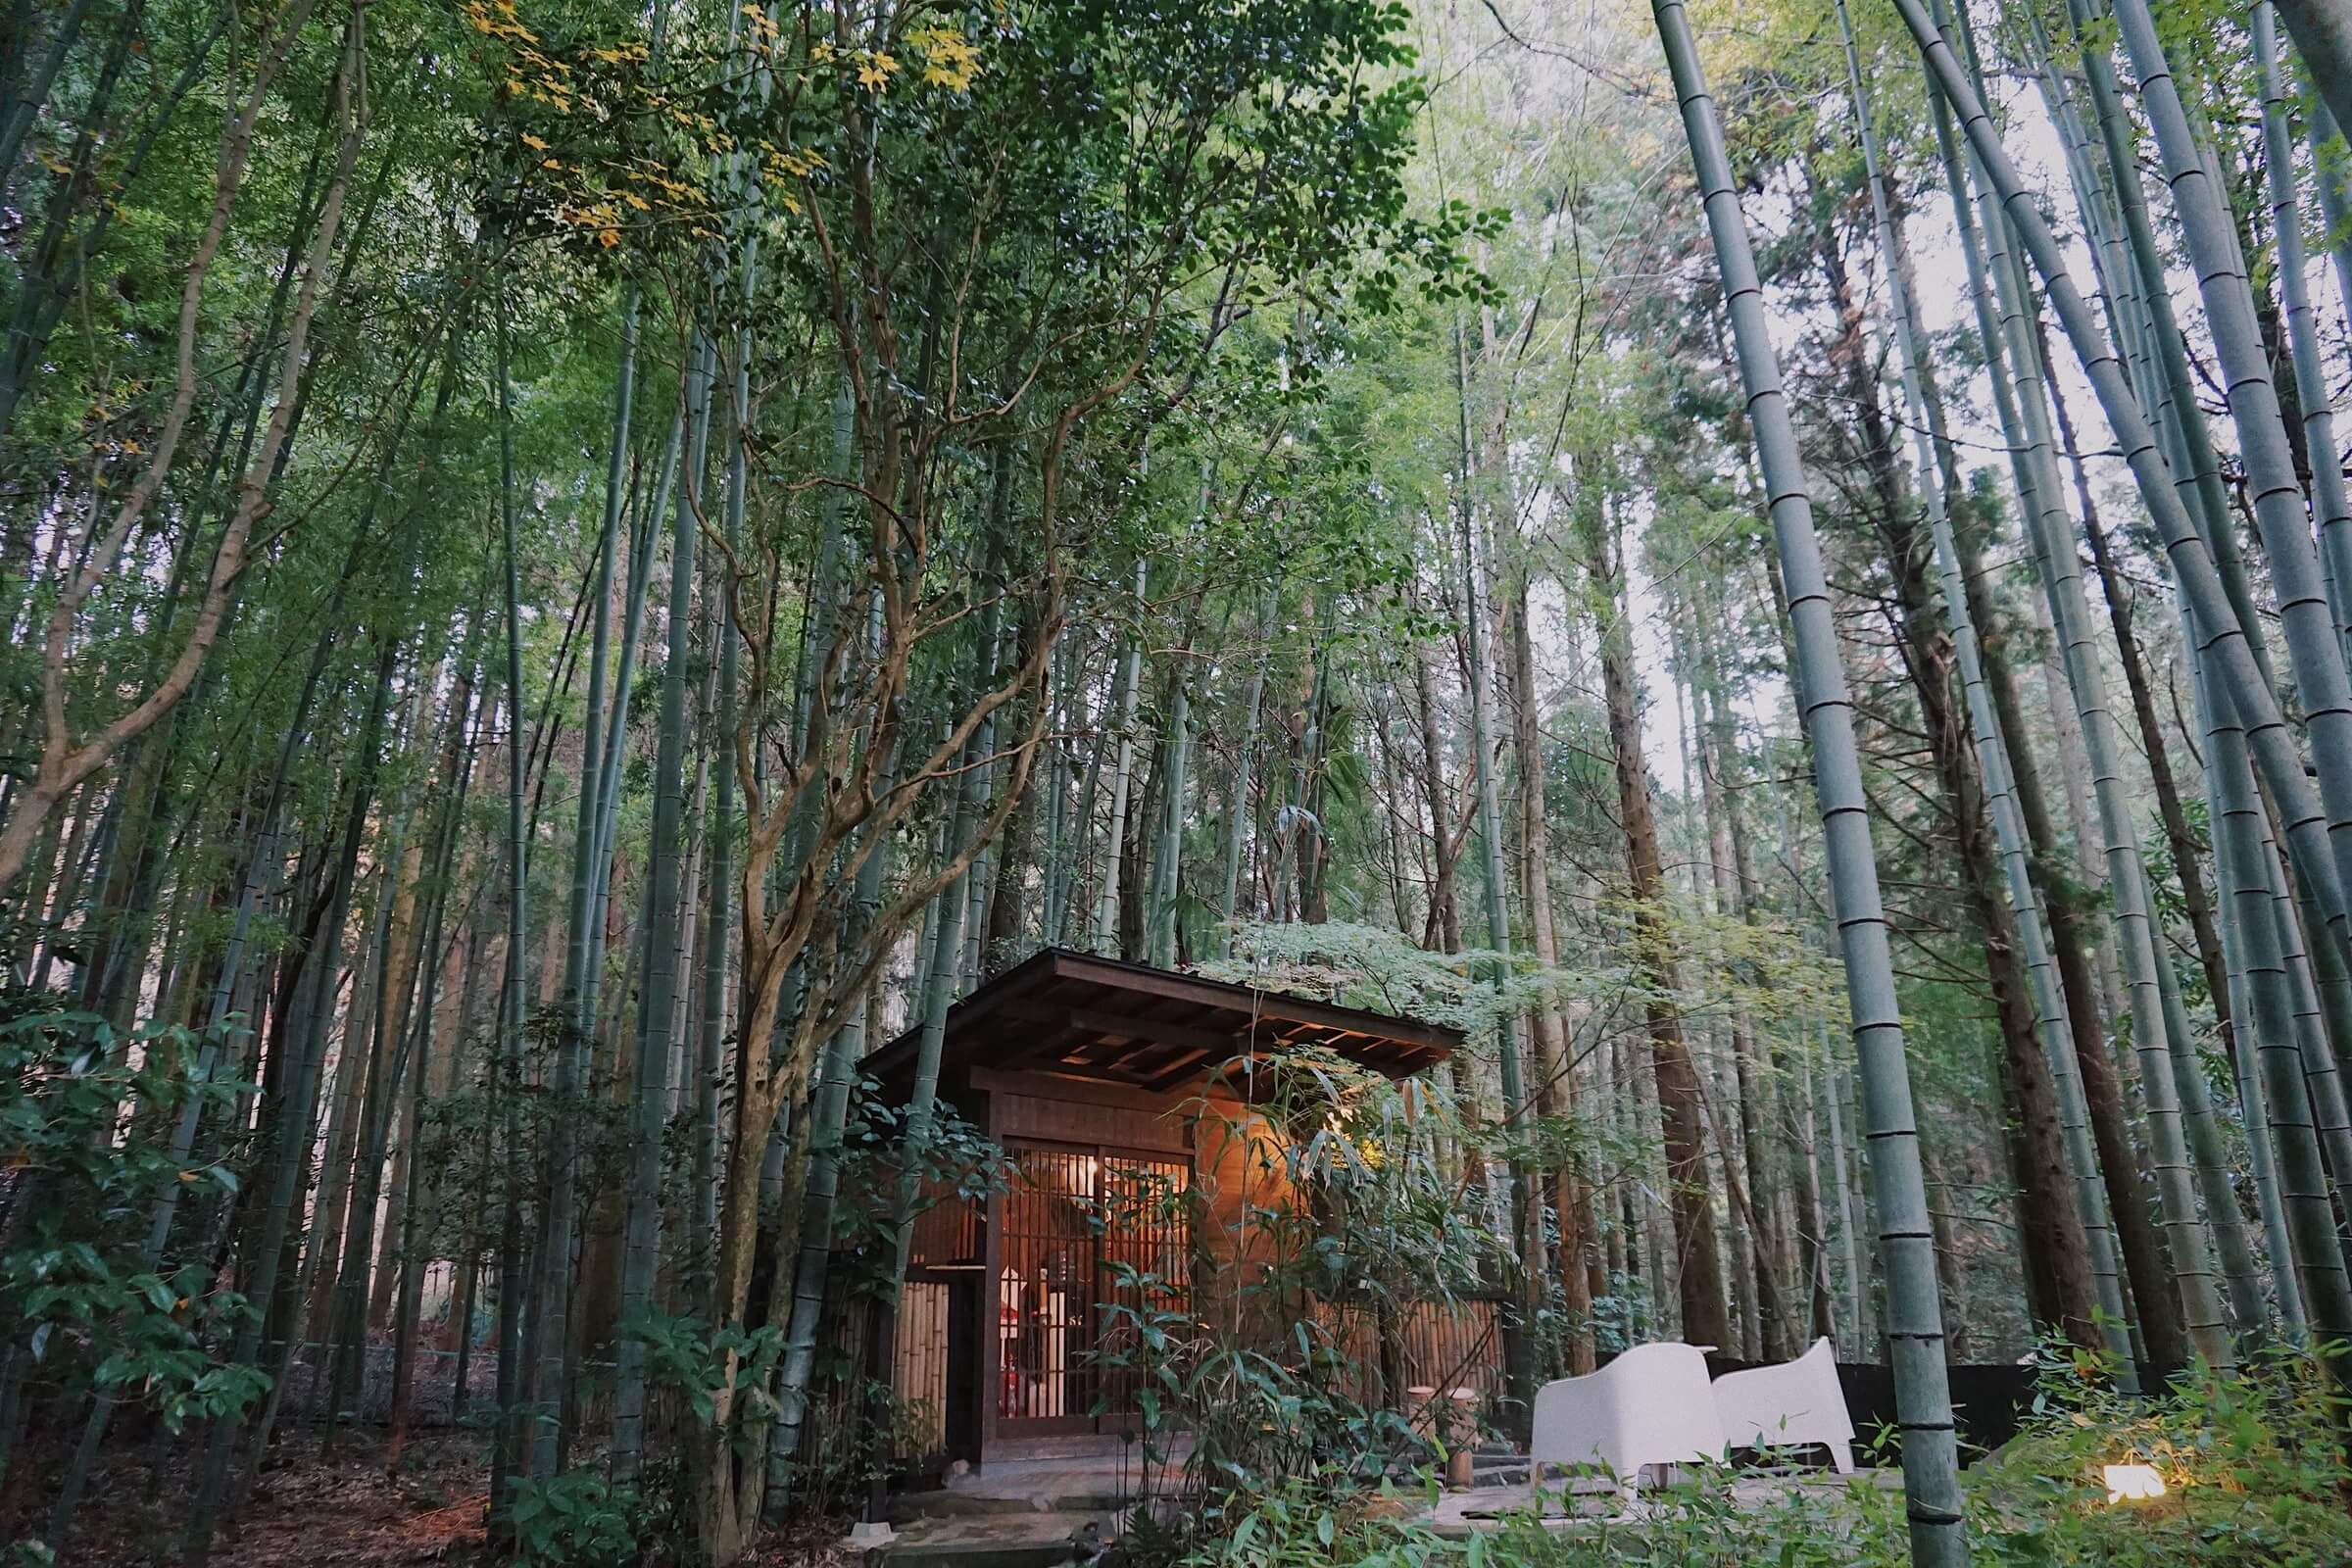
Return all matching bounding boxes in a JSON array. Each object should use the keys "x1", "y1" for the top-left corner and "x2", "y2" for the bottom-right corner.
[
  {"x1": 1649, "y1": 2, "x2": 1967, "y2": 1554},
  {"x1": 1835, "y1": 0, "x2": 2134, "y2": 1379}
]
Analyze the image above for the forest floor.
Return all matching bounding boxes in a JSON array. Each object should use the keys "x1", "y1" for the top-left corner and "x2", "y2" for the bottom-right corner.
[
  {"x1": 11, "y1": 1425, "x2": 862, "y2": 1566},
  {"x1": 12, "y1": 1430, "x2": 490, "y2": 1566}
]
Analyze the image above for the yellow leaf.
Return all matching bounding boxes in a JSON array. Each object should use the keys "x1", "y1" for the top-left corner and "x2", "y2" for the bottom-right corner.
[
  {"x1": 907, "y1": 23, "x2": 980, "y2": 90},
  {"x1": 520, "y1": 131, "x2": 548, "y2": 149}
]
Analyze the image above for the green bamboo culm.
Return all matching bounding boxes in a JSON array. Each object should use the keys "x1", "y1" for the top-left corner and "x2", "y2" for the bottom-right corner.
[
  {"x1": 2220, "y1": 860, "x2": 2307, "y2": 1336},
  {"x1": 2253, "y1": 1, "x2": 2352, "y2": 659},
  {"x1": 1936, "y1": 0, "x2": 2235, "y2": 1370},
  {"x1": 1452, "y1": 313, "x2": 1545, "y2": 1413},
  {"x1": 766, "y1": 596, "x2": 895, "y2": 1513},
  {"x1": 1832, "y1": 0, "x2": 2135, "y2": 1382},
  {"x1": 2309, "y1": 99, "x2": 2352, "y2": 330},
  {"x1": 609, "y1": 324, "x2": 715, "y2": 1484},
  {"x1": 2100, "y1": 0, "x2": 2352, "y2": 940},
  {"x1": 1093, "y1": 559, "x2": 1149, "y2": 955},
  {"x1": 2034, "y1": 9, "x2": 2308, "y2": 1348},
  {"x1": 2186, "y1": 600, "x2": 2352, "y2": 1348},
  {"x1": 1219, "y1": 589, "x2": 1275, "y2": 950},
  {"x1": 1148, "y1": 676, "x2": 1191, "y2": 968},
  {"x1": 1889, "y1": 0, "x2": 2352, "y2": 966},
  {"x1": 1648, "y1": 2, "x2": 1967, "y2": 1558},
  {"x1": 2273, "y1": 0, "x2": 2352, "y2": 138},
  {"x1": 2055, "y1": 0, "x2": 2276, "y2": 700},
  {"x1": 1920, "y1": 16, "x2": 2183, "y2": 1373}
]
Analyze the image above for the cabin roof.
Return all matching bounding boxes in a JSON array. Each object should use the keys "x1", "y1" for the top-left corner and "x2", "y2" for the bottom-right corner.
[{"x1": 860, "y1": 948, "x2": 1461, "y2": 1095}]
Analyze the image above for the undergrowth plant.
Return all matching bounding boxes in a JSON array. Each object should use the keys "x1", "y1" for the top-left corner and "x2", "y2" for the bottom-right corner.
[
  {"x1": 1968, "y1": 1339, "x2": 2352, "y2": 1565},
  {"x1": 1085, "y1": 1046, "x2": 1517, "y2": 1529},
  {"x1": 1139, "y1": 1345, "x2": 2352, "y2": 1568},
  {"x1": 0, "y1": 1007, "x2": 270, "y2": 1456}
]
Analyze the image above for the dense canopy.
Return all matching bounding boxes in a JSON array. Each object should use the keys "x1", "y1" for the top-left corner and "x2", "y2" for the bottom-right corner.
[{"x1": 8, "y1": 0, "x2": 2352, "y2": 1562}]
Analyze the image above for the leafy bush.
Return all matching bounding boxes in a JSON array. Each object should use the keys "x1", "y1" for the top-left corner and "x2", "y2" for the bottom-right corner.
[
  {"x1": 1142, "y1": 1347, "x2": 2351, "y2": 1568},
  {"x1": 505, "y1": 1470, "x2": 655, "y2": 1568},
  {"x1": 0, "y1": 1006, "x2": 269, "y2": 1432},
  {"x1": 1968, "y1": 1341, "x2": 2352, "y2": 1566}
]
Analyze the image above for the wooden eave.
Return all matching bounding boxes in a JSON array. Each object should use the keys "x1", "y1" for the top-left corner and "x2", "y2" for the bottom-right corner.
[{"x1": 860, "y1": 948, "x2": 1460, "y2": 1095}]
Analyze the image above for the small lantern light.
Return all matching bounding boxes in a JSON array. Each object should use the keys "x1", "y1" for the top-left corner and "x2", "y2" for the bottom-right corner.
[{"x1": 2103, "y1": 1463, "x2": 2167, "y2": 1503}]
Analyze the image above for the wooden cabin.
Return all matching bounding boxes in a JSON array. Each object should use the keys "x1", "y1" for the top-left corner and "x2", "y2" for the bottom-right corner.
[{"x1": 859, "y1": 948, "x2": 1464, "y2": 1469}]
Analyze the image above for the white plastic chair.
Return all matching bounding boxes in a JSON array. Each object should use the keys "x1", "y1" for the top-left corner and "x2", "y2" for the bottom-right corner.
[
  {"x1": 1709, "y1": 1337, "x2": 1856, "y2": 1474},
  {"x1": 1529, "y1": 1342, "x2": 1727, "y2": 1499}
]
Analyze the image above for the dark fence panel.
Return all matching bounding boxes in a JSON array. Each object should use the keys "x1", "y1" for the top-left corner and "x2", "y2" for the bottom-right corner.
[{"x1": 1695, "y1": 1353, "x2": 2037, "y2": 1462}]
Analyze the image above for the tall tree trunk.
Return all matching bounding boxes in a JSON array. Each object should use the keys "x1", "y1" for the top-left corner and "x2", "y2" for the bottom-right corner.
[
  {"x1": 1410, "y1": 577, "x2": 1465, "y2": 956},
  {"x1": 2255, "y1": 4, "x2": 2352, "y2": 661},
  {"x1": 1509, "y1": 572, "x2": 1594, "y2": 1372},
  {"x1": 185, "y1": 625, "x2": 398, "y2": 1564},
  {"x1": 1584, "y1": 485, "x2": 1729, "y2": 1352},
  {"x1": 1092, "y1": 561, "x2": 1148, "y2": 955},
  {"x1": 1220, "y1": 591, "x2": 1275, "y2": 951},
  {"x1": 610, "y1": 328, "x2": 714, "y2": 1483},
  {"x1": 1654, "y1": 4, "x2": 1969, "y2": 1553},
  {"x1": 488, "y1": 300, "x2": 538, "y2": 1526},
  {"x1": 1812, "y1": 81, "x2": 2109, "y2": 1353},
  {"x1": 1922, "y1": 38, "x2": 2197, "y2": 1370},
  {"x1": 2274, "y1": 0, "x2": 2352, "y2": 141},
  {"x1": 1910, "y1": 0, "x2": 2352, "y2": 1032},
  {"x1": 2190, "y1": 602, "x2": 2352, "y2": 1350}
]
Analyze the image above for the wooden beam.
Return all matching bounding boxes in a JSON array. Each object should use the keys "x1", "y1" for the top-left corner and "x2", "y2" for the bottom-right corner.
[
  {"x1": 971, "y1": 1065, "x2": 1192, "y2": 1113},
  {"x1": 1002, "y1": 999, "x2": 1248, "y2": 1061},
  {"x1": 1139, "y1": 1048, "x2": 1218, "y2": 1094}
]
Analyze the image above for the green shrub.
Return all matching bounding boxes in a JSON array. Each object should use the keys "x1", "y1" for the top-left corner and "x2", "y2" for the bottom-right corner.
[
  {"x1": 1969, "y1": 1342, "x2": 2352, "y2": 1566},
  {"x1": 1152, "y1": 1348, "x2": 2351, "y2": 1568},
  {"x1": 505, "y1": 1471, "x2": 654, "y2": 1568},
  {"x1": 0, "y1": 1007, "x2": 270, "y2": 1433}
]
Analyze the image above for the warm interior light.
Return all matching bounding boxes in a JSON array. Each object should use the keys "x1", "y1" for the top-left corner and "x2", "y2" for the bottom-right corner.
[{"x1": 2103, "y1": 1463, "x2": 2167, "y2": 1503}]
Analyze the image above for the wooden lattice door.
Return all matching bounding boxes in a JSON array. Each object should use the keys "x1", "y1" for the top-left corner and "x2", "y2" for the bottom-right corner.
[{"x1": 998, "y1": 1142, "x2": 1190, "y2": 1435}]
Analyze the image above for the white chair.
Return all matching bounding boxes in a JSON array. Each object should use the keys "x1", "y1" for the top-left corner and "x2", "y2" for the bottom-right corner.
[
  {"x1": 1529, "y1": 1342, "x2": 1727, "y2": 1499},
  {"x1": 1709, "y1": 1337, "x2": 1856, "y2": 1474}
]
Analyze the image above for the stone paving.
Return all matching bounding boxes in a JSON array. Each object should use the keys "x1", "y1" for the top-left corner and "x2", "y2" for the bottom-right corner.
[
  {"x1": 1420, "y1": 1469, "x2": 1904, "y2": 1537},
  {"x1": 878, "y1": 1456, "x2": 1899, "y2": 1563}
]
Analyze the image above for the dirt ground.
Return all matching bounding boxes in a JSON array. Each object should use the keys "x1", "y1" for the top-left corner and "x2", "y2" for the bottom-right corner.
[
  {"x1": 7, "y1": 1427, "x2": 859, "y2": 1566},
  {"x1": 8, "y1": 1429, "x2": 490, "y2": 1566}
]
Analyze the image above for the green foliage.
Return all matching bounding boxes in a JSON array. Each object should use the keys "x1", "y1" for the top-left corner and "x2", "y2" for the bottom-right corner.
[
  {"x1": 829, "y1": 1083, "x2": 1010, "y2": 1268},
  {"x1": 1075, "y1": 1049, "x2": 1520, "y2": 1513},
  {"x1": 622, "y1": 1310, "x2": 786, "y2": 1428},
  {"x1": 505, "y1": 1470, "x2": 656, "y2": 1568},
  {"x1": 1165, "y1": 1468, "x2": 1911, "y2": 1568},
  {"x1": 1139, "y1": 1345, "x2": 2352, "y2": 1568},
  {"x1": 1972, "y1": 1341, "x2": 2352, "y2": 1565},
  {"x1": 0, "y1": 1005, "x2": 269, "y2": 1432},
  {"x1": 1205, "y1": 919, "x2": 1596, "y2": 1049}
]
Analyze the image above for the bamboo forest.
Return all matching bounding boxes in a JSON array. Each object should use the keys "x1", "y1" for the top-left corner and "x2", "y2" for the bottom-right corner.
[{"x1": 18, "y1": 0, "x2": 2352, "y2": 1561}]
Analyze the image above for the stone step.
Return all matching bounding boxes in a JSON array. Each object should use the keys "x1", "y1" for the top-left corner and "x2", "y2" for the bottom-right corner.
[{"x1": 883, "y1": 1510, "x2": 1120, "y2": 1568}]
